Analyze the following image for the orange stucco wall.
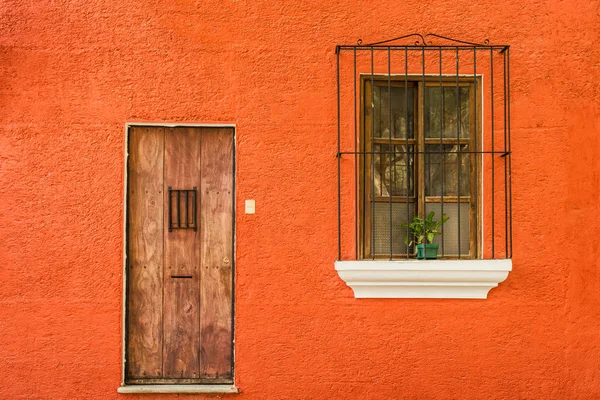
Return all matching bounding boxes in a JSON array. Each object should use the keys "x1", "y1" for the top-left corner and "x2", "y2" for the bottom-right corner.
[{"x1": 2, "y1": 1, "x2": 600, "y2": 399}]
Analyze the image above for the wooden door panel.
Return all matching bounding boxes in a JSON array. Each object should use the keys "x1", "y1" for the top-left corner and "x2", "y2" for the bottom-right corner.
[
  {"x1": 199, "y1": 128, "x2": 233, "y2": 379},
  {"x1": 126, "y1": 127, "x2": 165, "y2": 378},
  {"x1": 126, "y1": 126, "x2": 233, "y2": 383},
  {"x1": 163, "y1": 127, "x2": 202, "y2": 378}
]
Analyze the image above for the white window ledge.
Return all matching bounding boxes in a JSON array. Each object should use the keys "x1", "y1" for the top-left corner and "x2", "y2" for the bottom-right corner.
[
  {"x1": 335, "y1": 259, "x2": 512, "y2": 299},
  {"x1": 117, "y1": 385, "x2": 238, "y2": 394}
]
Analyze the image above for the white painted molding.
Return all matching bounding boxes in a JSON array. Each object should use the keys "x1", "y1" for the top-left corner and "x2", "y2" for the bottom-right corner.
[
  {"x1": 335, "y1": 259, "x2": 512, "y2": 299},
  {"x1": 117, "y1": 385, "x2": 239, "y2": 394}
]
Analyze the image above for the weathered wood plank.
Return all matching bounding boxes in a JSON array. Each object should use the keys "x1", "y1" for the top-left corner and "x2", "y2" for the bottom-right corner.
[
  {"x1": 163, "y1": 127, "x2": 201, "y2": 378},
  {"x1": 199, "y1": 128, "x2": 233, "y2": 380},
  {"x1": 127, "y1": 127, "x2": 165, "y2": 379}
]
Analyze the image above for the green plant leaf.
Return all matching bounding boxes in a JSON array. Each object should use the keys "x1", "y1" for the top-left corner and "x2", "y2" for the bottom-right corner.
[{"x1": 401, "y1": 211, "x2": 450, "y2": 245}]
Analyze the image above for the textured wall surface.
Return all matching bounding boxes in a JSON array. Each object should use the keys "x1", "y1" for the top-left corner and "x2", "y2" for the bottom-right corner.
[{"x1": 1, "y1": 0, "x2": 600, "y2": 398}]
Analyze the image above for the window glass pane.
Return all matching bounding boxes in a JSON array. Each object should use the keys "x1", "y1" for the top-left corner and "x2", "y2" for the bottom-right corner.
[
  {"x1": 424, "y1": 144, "x2": 470, "y2": 196},
  {"x1": 424, "y1": 86, "x2": 470, "y2": 138},
  {"x1": 373, "y1": 144, "x2": 414, "y2": 197},
  {"x1": 372, "y1": 85, "x2": 415, "y2": 139},
  {"x1": 373, "y1": 202, "x2": 415, "y2": 256},
  {"x1": 424, "y1": 202, "x2": 470, "y2": 257}
]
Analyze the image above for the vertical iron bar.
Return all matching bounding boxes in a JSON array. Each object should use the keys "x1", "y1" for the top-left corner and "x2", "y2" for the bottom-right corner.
[
  {"x1": 490, "y1": 48, "x2": 495, "y2": 258},
  {"x1": 185, "y1": 189, "x2": 189, "y2": 228},
  {"x1": 378, "y1": 91, "x2": 383, "y2": 197},
  {"x1": 422, "y1": 47, "x2": 426, "y2": 257},
  {"x1": 177, "y1": 190, "x2": 180, "y2": 228},
  {"x1": 456, "y1": 47, "x2": 461, "y2": 259},
  {"x1": 353, "y1": 47, "x2": 358, "y2": 261},
  {"x1": 192, "y1": 187, "x2": 197, "y2": 231},
  {"x1": 336, "y1": 48, "x2": 341, "y2": 261},
  {"x1": 507, "y1": 47, "x2": 513, "y2": 258},
  {"x1": 168, "y1": 186, "x2": 172, "y2": 232},
  {"x1": 503, "y1": 49, "x2": 509, "y2": 258},
  {"x1": 371, "y1": 47, "x2": 375, "y2": 259},
  {"x1": 439, "y1": 48, "x2": 445, "y2": 257},
  {"x1": 473, "y1": 48, "x2": 477, "y2": 259},
  {"x1": 404, "y1": 47, "x2": 409, "y2": 258},
  {"x1": 388, "y1": 47, "x2": 393, "y2": 260},
  {"x1": 362, "y1": 54, "x2": 367, "y2": 261}
]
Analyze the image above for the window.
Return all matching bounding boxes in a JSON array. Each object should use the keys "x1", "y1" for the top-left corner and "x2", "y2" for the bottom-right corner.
[
  {"x1": 334, "y1": 34, "x2": 513, "y2": 298},
  {"x1": 359, "y1": 76, "x2": 481, "y2": 259}
]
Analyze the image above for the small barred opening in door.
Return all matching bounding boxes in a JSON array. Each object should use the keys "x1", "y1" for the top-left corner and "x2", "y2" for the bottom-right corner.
[{"x1": 125, "y1": 126, "x2": 234, "y2": 384}]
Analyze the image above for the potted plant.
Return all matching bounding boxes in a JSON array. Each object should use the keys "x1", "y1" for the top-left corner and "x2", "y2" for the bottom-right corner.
[{"x1": 401, "y1": 212, "x2": 449, "y2": 259}]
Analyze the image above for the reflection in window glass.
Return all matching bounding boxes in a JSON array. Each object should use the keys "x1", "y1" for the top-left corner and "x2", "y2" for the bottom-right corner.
[
  {"x1": 424, "y1": 86, "x2": 470, "y2": 138},
  {"x1": 424, "y1": 144, "x2": 470, "y2": 197},
  {"x1": 373, "y1": 144, "x2": 414, "y2": 197},
  {"x1": 372, "y1": 86, "x2": 415, "y2": 139}
]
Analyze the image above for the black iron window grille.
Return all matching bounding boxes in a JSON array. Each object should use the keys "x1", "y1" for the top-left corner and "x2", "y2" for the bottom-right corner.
[
  {"x1": 168, "y1": 187, "x2": 197, "y2": 231},
  {"x1": 335, "y1": 33, "x2": 512, "y2": 261}
]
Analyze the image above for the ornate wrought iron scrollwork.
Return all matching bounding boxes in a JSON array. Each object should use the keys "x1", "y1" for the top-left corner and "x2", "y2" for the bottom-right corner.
[{"x1": 357, "y1": 33, "x2": 491, "y2": 47}]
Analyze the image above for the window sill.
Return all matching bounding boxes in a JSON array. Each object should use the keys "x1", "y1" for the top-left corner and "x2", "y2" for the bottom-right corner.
[
  {"x1": 335, "y1": 259, "x2": 511, "y2": 299},
  {"x1": 117, "y1": 384, "x2": 239, "y2": 394}
]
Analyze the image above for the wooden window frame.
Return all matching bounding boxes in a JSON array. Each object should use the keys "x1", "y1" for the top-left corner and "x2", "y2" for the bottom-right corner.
[{"x1": 358, "y1": 76, "x2": 482, "y2": 260}]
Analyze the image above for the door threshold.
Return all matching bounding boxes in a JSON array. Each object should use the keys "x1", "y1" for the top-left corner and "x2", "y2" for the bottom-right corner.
[{"x1": 118, "y1": 384, "x2": 239, "y2": 394}]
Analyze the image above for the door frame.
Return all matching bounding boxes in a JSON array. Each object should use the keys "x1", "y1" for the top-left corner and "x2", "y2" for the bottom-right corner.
[{"x1": 121, "y1": 122, "x2": 237, "y2": 385}]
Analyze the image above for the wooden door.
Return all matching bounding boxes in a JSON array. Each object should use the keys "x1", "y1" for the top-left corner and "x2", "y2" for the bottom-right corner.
[{"x1": 126, "y1": 126, "x2": 234, "y2": 384}]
